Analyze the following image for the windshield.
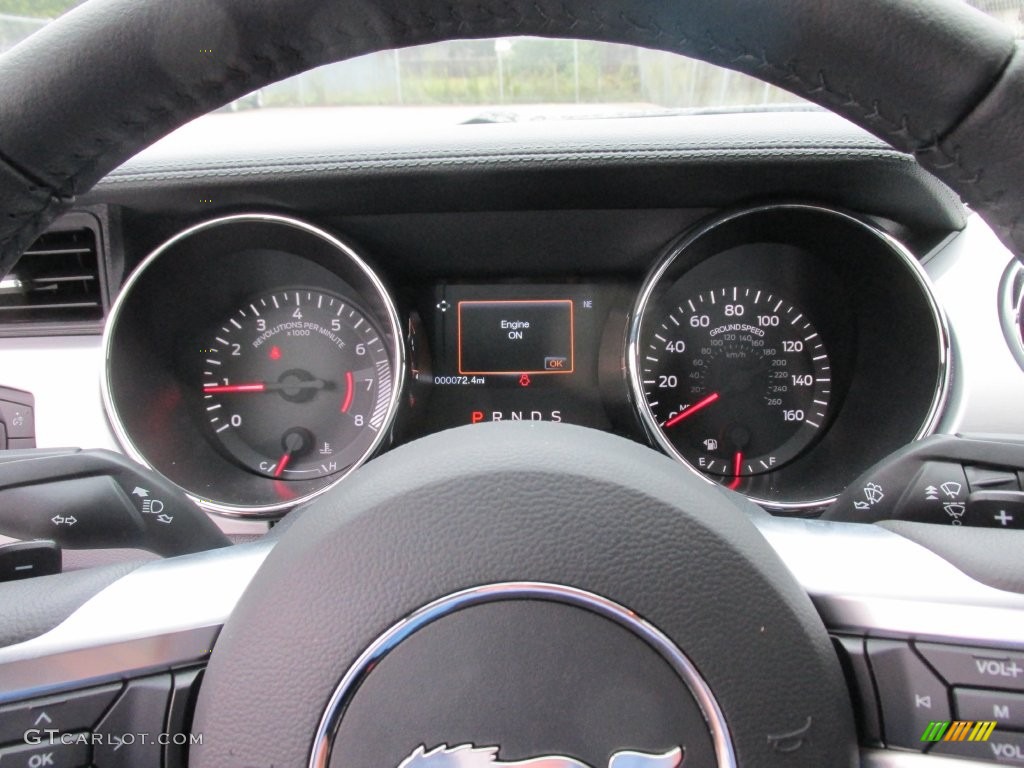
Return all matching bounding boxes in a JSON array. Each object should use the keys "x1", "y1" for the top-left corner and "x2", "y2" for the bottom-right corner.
[{"x1": 1, "y1": 0, "x2": 1022, "y2": 117}]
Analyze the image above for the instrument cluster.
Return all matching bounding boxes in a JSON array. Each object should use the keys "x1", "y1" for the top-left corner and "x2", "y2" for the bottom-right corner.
[{"x1": 102, "y1": 205, "x2": 949, "y2": 517}]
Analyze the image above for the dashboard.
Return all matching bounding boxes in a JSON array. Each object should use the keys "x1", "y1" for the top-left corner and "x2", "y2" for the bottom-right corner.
[{"x1": 0, "y1": 108, "x2": 1020, "y2": 530}]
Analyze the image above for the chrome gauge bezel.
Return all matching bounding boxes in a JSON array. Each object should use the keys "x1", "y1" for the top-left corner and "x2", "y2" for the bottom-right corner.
[
  {"x1": 101, "y1": 213, "x2": 406, "y2": 518},
  {"x1": 627, "y1": 203, "x2": 951, "y2": 512}
]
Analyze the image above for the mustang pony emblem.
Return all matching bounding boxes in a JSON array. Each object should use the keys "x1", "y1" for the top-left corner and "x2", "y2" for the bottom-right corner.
[{"x1": 397, "y1": 744, "x2": 684, "y2": 768}]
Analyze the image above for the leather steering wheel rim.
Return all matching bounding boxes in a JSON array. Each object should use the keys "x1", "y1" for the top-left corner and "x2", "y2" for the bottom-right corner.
[{"x1": 0, "y1": 0, "x2": 1020, "y2": 276}]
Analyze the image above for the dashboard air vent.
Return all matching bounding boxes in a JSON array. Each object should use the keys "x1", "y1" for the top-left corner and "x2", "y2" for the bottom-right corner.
[
  {"x1": 0, "y1": 224, "x2": 105, "y2": 333},
  {"x1": 1000, "y1": 259, "x2": 1024, "y2": 371}
]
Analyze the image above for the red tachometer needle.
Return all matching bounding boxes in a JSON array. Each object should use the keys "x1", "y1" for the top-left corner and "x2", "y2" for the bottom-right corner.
[
  {"x1": 727, "y1": 451, "x2": 743, "y2": 490},
  {"x1": 204, "y1": 379, "x2": 330, "y2": 394},
  {"x1": 203, "y1": 383, "x2": 266, "y2": 393},
  {"x1": 273, "y1": 453, "x2": 291, "y2": 478},
  {"x1": 339, "y1": 371, "x2": 354, "y2": 413},
  {"x1": 663, "y1": 392, "x2": 720, "y2": 428}
]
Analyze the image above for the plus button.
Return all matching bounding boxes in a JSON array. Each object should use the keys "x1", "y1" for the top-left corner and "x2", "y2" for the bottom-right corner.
[{"x1": 994, "y1": 509, "x2": 1014, "y2": 526}]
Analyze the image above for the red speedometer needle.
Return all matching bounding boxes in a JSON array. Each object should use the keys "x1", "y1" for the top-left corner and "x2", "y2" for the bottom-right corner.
[
  {"x1": 727, "y1": 451, "x2": 743, "y2": 490},
  {"x1": 203, "y1": 383, "x2": 266, "y2": 393},
  {"x1": 273, "y1": 453, "x2": 291, "y2": 478},
  {"x1": 663, "y1": 392, "x2": 720, "y2": 428}
]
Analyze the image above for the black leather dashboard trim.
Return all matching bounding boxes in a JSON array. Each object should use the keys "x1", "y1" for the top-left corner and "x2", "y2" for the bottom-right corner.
[
  {"x1": 100, "y1": 148, "x2": 925, "y2": 183},
  {"x1": 82, "y1": 114, "x2": 966, "y2": 235}
]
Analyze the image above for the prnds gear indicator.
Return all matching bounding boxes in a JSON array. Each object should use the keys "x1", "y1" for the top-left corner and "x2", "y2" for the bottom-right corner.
[{"x1": 457, "y1": 299, "x2": 575, "y2": 375}]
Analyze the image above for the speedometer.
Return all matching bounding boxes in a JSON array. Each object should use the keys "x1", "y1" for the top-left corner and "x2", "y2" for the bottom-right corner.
[
  {"x1": 634, "y1": 286, "x2": 832, "y2": 489},
  {"x1": 627, "y1": 204, "x2": 948, "y2": 508}
]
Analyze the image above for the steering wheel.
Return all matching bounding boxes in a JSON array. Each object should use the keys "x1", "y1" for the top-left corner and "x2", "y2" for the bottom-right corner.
[{"x1": 0, "y1": 0, "x2": 1020, "y2": 766}]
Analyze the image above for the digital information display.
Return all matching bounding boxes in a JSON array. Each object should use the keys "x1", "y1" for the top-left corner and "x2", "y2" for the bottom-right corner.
[
  {"x1": 410, "y1": 283, "x2": 628, "y2": 435},
  {"x1": 458, "y1": 300, "x2": 574, "y2": 375}
]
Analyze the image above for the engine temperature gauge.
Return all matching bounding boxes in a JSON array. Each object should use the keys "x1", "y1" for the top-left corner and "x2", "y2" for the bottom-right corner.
[
  {"x1": 633, "y1": 286, "x2": 832, "y2": 488},
  {"x1": 201, "y1": 288, "x2": 393, "y2": 479}
]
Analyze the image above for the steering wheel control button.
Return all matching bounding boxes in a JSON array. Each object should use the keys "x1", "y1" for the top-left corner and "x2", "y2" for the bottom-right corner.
[
  {"x1": 0, "y1": 401, "x2": 33, "y2": 441},
  {"x1": 0, "y1": 386, "x2": 34, "y2": 441},
  {"x1": 92, "y1": 675, "x2": 171, "y2": 767},
  {"x1": 314, "y1": 584, "x2": 728, "y2": 768},
  {"x1": 866, "y1": 639, "x2": 950, "y2": 750},
  {"x1": 918, "y1": 643, "x2": 1024, "y2": 693},
  {"x1": 956, "y1": 688, "x2": 1024, "y2": 731},
  {"x1": 966, "y1": 491, "x2": 1024, "y2": 529},
  {"x1": 0, "y1": 736, "x2": 90, "y2": 768},
  {"x1": 0, "y1": 683, "x2": 121, "y2": 745},
  {"x1": 930, "y1": 729, "x2": 1024, "y2": 763},
  {"x1": 0, "y1": 540, "x2": 60, "y2": 582}
]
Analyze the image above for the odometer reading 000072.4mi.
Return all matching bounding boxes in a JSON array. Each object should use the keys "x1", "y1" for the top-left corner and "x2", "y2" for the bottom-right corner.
[{"x1": 638, "y1": 286, "x2": 832, "y2": 488}]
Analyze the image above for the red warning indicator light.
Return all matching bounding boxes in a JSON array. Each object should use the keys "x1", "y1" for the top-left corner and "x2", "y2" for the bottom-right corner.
[
  {"x1": 269, "y1": 346, "x2": 282, "y2": 360},
  {"x1": 471, "y1": 411, "x2": 485, "y2": 424},
  {"x1": 519, "y1": 374, "x2": 531, "y2": 387}
]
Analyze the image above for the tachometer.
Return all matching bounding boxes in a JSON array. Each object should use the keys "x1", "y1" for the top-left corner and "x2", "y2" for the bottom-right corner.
[
  {"x1": 634, "y1": 286, "x2": 832, "y2": 488},
  {"x1": 202, "y1": 288, "x2": 392, "y2": 479},
  {"x1": 103, "y1": 213, "x2": 405, "y2": 516}
]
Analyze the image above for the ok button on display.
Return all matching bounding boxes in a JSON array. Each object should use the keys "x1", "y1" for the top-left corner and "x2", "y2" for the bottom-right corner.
[{"x1": 0, "y1": 736, "x2": 90, "y2": 767}]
